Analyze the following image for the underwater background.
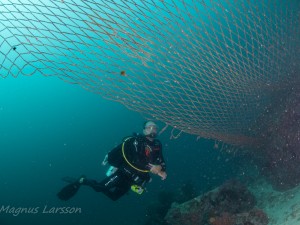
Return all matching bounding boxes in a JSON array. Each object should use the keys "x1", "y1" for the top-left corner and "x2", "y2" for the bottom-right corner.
[
  {"x1": 0, "y1": 75, "x2": 250, "y2": 225},
  {"x1": 1, "y1": 0, "x2": 299, "y2": 224}
]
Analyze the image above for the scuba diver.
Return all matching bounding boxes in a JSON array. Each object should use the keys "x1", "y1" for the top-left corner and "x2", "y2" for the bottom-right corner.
[{"x1": 57, "y1": 121, "x2": 167, "y2": 201}]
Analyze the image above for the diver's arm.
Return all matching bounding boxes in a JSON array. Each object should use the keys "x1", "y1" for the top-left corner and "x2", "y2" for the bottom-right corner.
[
  {"x1": 148, "y1": 141, "x2": 167, "y2": 180},
  {"x1": 148, "y1": 163, "x2": 167, "y2": 180}
]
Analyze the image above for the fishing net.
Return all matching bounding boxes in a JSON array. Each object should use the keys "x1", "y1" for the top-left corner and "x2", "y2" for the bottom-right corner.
[{"x1": 1, "y1": 0, "x2": 299, "y2": 146}]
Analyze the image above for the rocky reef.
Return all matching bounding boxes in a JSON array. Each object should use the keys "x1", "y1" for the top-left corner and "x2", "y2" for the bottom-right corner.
[
  {"x1": 144, "y1": 181, "x2": 199, "y2": 225},
  {"x1": 165, "y1": 180, "x2": 268, "y2": 225}
]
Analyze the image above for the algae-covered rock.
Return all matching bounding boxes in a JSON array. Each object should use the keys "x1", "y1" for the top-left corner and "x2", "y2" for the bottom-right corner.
[{"x1": 165, "y1": 180, "x2": 268, "y2": 225}]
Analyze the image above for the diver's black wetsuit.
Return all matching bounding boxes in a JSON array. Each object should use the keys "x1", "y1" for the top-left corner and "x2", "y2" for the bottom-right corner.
[
  {"x1": 82, "y1": 134, "x2": 166, "y2": 201},
  {"x1": 82, "y1": 169, "x2": 138, "y2": 201}
]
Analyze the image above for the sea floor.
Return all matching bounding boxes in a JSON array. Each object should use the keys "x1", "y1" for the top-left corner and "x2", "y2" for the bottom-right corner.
[
  {"x1": 250, "y1": 180, "x2": 300, "y2": 225},
  {"x1": 165, "y1": 178, "x2": 300, "y2": 225}
]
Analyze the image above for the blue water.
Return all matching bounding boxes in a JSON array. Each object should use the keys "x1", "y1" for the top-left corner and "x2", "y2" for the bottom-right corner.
[
  {"x1": 0, "y1": 0, "x2": 279, "y2": 223},
  {"x1": 0, "y1": 75, "x2": 248, "y2": 225}
]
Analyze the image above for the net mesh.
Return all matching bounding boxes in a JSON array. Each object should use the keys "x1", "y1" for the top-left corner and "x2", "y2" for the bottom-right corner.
[{"x1": 1, "y1": 0, "x2": 299, "y2": 146}]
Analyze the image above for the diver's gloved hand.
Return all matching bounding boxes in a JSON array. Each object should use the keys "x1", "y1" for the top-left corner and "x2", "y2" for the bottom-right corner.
[
  {"x1": 148, "y1": 164, "x2": 167, "y2": 180},
  {"x1": 158, "y1": 171, "x2": 167, "y2": 180}
]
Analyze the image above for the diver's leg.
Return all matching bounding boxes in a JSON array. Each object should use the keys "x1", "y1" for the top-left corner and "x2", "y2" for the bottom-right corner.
[
  {"x1": 102, "y1": 184, "x2": 131, "y2": 201},
  {"x1": 100, "y1": 173, "x2": 132, "y2": 201},
  {"x1": 81, "y1": 178, "x2": 107, "y2": 192},
  {"x1": 83, "y1": 174, "x2": 131, "y2": 201},
  {"x1": 81, "y1": 174, "x2": 121, "y2": 192}
]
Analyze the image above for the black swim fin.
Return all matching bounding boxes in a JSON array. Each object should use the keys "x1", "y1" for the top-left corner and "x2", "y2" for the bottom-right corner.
[{"x1": 57, "y1": 182, "x2": 81, "y2": 201}]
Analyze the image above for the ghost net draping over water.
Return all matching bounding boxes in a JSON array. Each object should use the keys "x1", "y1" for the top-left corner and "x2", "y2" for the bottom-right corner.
[{"x1": 0, "y1": 0, "x2": 299, "y2": 147}]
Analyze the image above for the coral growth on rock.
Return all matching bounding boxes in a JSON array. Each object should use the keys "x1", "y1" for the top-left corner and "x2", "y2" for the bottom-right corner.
[
  {"x1": 209, "y1": 209, "x2": 269, "y2": 225},
  {"x1": 165, "y1": 180, "x2": 268, "y2": 225},
  {"x1": 212, "y1": 180, "x2": 256, "y2": 214}
]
